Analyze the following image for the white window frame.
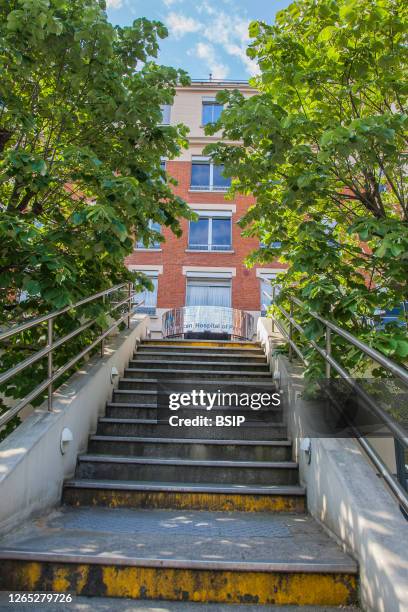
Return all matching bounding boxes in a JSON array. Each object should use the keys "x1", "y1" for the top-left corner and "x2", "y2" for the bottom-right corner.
[
  {"x1": 257, "y1": 271, "x2": 282, "y2": 314},
  {"x1": 133, "y1": 271, "x2": 159, "y2": 313},
  {"x1": 188, "y1": 211, "x2": 232, "y2": 252},
  {"x1": 135, "y1": 220, "x2": 162, "y2": 251},
  {"x1": 160, "y1": 104, "x2": 171, "y2": 125},
  {"x1": 201, "y1": 99, "x2": 223, "y2": 126},
  {"x1": 190, "y1": 156, "x2": 230, "y2": 192},
  {"x1": 185, "y1": 276, "x2": 232, "y2": 308}
]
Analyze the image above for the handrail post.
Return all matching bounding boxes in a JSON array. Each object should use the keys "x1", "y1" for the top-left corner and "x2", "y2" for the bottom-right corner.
[
  {"x1": 325, "y1": 325, "x2": 331, "y2": 378},
  {"x1": 47, "y1": 318, "x2": 53, "y2": 411},
  {"x1": 271, "y1": 286, "x2": 275, "y2": 333},
  {"x1": 288, "y1": 300, "x2": 293, "y2": 362},
  {"x1": 395, "y1": 439, "x2": 408, "y2": 492},
  {"x1": 100, "y1": 294, "x2": 105, "y2": 357},
  {"x1": 127, "y1": 282, "x2": 132, "y2": 328}
]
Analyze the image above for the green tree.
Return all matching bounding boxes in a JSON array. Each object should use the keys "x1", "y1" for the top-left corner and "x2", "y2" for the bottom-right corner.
[
  {"x1": 206, "y1": 0, "x2": 408, "y2": 378},
  {"x1": 0, "y1": 0, "x2": 190, "y2": 433}
]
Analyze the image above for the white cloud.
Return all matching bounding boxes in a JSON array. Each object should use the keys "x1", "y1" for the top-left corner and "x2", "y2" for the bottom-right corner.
[
  {"x1": 194, "y1": 42, "x2": 229, "y2": 80},
  {"x1": 163, "y1": 0, "x2": 183, "y2": 5},
  {"x1": 200, "y1": 8, "x2": 259, "y2": 76},
  {"x1": 224, "y1": 43, "x2": 260, "y2": 76},
  {"x1": 186, "y1": 2, "x2": 258, "y2": 77},
  {"x1": 166, "y1": 12, "x2": 202, "y2": 39},
  {"x1": 106, "y1": 0, "x2": 123, "y2": 8}
]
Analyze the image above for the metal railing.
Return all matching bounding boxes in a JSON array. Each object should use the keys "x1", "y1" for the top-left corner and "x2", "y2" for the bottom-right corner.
[
  {"x1": 189, "y1": 185, "x2": 230, "y2": 192},
  {"x1": 263, "y1": 289, "x2": 408, "y2": 514},
  {"x1": 0, "y1": 283, "x2": 141, "y2": 429},
  {"x1": 190, "y1": 79, "x2": 249, "y2": 85},
  {"x1": 188, "y1": 244, "x2": 232, "y2": 252}
]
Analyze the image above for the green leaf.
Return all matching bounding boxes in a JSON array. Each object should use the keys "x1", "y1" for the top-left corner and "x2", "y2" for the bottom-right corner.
[
  {"x1": 318, "y1": 26, "x2": 335, "y2": 42},
  {"x1": 248, "y1": 20, "x2": 260, "y2": 38}
]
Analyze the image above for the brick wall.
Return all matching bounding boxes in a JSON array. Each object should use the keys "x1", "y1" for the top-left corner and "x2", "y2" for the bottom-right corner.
[{"x1": 125, "y1": 160, "x2": 286, "y2": 311}]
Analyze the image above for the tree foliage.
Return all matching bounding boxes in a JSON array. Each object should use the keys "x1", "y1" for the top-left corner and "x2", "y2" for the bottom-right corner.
[
  {"x1": 206, "y1": 0, "x2": 408, "y2": 378},
  {"x1": 0, "y1": 0, "x2": 190, "y2": 317},
  {"x1": 0, "y1": 0, "x2": 190, "y2": 433}
]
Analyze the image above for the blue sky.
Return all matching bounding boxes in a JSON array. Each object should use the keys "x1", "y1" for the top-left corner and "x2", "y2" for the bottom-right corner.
[{"x1": 106, "y1": 0, "x2": 293, "y2": 80}]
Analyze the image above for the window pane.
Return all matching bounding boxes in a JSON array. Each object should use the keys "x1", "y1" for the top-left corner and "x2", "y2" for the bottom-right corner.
[
  {"x1": 213, "y1": 164, "x2": 231, "y2": 189},
  {"x1": 202, "y1": 102, "x2": 223, "y2": 126},
  {"x1": 134, "y1": 278, "x2": 158, "y2": 313},
  {"x1": 189, "y1": 218, "x2": 209, "y2": 249},
  {"x1": 136, "y1": 220, "x2": 161, "y2": 249},
  {"x1": 186, "y1": 282, "x2": 231, "y2": 307},
  {"x1": 160, "y1": 104, "x2": 171, "y2": 124},
  {"x1": 191, "y1": 162, "x2": 210, "y2": 189},
  {"x1": 212, "y1": 104, "x2": 223, "y2": 122},
  {"x1": 260, "y1": 277, "x2": 280, "y2": 314},
  {"x1": 212, "y1": 218, "x2": 231, "y2": 250},
  {"x1": 149, "y1": 221, "x2": 161, "y2": 248}
]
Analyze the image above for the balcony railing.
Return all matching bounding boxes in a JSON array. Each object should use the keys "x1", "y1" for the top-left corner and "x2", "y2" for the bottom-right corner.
[
  {"x1": 188, "y1": 244, "x2": 232, "y2": 252},
  {"x1": 190, "y1": 184, "x2": 230, "y2": 192},
  {"x1": 163, "y1": 306, "x2": 254, "y2": 341}
]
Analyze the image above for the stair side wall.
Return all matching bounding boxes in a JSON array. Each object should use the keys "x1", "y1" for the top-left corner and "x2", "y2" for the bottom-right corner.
[
  {"x1": 0, "y1": 316, "x2": 150, "y2": 536},
  {"x1": 257, "y1": 319, "x2": 408, "y2": 612}
]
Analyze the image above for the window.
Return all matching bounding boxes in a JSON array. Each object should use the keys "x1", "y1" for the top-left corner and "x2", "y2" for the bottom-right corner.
[
  {"x1": 202, "y1": 101, "x2": 223, "y2": 126},
  {"x1": 188, "y1": 215, "x2": 231, "y2": 251},
  {"x1": 159, "y1": 159, "x2": 166, "y2": 182},
  {"x1": 133, "y1": 275, "x2": 158, "y2": 315},
  {"x1": 186, "y1": 278, "x2": 231, "y2": 308},
  {"x1": 259, "y1": 274, "x2": 280, "y2": 315},
  {"x1": 260, "y1": 241, "x2": 282, "y2": 249},
  {"x1": 191, "y1": 158, "x2": 231, "y2": 191},
  {"x1": 160, "y1": 104, "x2": 171, "y2": 125},
  {"x1": 136, "y1": 220, "x2": 161, "y2": 250}
]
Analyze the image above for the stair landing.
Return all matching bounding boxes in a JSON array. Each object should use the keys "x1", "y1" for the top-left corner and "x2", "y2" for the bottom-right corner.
[{"x1": 0, "y1": 506, "x2": 357, "y2": 606}]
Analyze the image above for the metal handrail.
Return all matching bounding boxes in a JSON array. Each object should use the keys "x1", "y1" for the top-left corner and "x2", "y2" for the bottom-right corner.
[
  {"x1": 0, "y1": 283, "x2": 141, "y2": 428},
  {"x1": 290, "y1": 296, "x2": 408, "y2": 386},
  {"x1": 262, "y1": 289, "x2": 408, "y2": 514}
]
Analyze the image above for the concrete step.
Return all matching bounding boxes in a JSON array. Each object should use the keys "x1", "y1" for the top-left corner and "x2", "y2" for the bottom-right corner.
[
  {"x1": 105, "y1": 403, "x2": 283, "y2": 422},
  {"x1": 76, "y1": 454, "x2": 299, "y2": 485},
  {"x1": 0, "y1": 507, "x2": 358, "y2": 605},
  {"x1": 137, "y1": 345, "x2": 264, "y2": 355},
  {"x1": 142, "y1": 339, "x2": 261, "y2": 349},
  {"x1": 63, "y1": 480, "x2": 306, "y2": 512},
  {"x1": 88, "y1": 435, "x2": 293, "y2": 461},
  {"x1": 112, "y1": 389, "x2": 158, "y2": 404},
  {"x1": 97, "y1": 418, "x2": 288, "y2": 440},
  {"x1": 113, "y1": 378, "x2": 276, "y2": 402},
  {"x1": 133, "y1": 350, "x2": 267, "y2": 362},
  {"x1": 128, "y1": 360, "x2": 269, "y2": 372},
  {"x1": 0, "y1": 593, "x2": 361, "y2": 610},
  {"x1": 120, "y1": 370, "x2": 273, "y2": 381}
]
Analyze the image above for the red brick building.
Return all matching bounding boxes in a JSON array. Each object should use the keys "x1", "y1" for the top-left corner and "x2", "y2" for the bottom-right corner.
[{"x1": 125, "y1": 80, "x2": 285, "y2": 338}]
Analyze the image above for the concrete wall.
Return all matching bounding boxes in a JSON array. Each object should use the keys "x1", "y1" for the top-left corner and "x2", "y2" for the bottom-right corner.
[
  {"x1": 0, "y1": 315, "x2": 150, "y2": 536},
  {"x1": 170, "y1": 83, "x2": 254, "y2": 143},
  {"x1": 257, "y1": 318, "x2": 408, "y2": 612}
]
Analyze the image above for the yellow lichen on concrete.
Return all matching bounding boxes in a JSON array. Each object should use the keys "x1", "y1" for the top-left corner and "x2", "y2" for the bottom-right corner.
[
  {"x1": 146, "y1": 341, "x2": 256, "y2": 349},
  {"x1": 0, "y1": 561, "x2": 357, "y2": 605},
  {"x1": 99, "y1": 566, "x2": 356, "y2": 605},
  {"x1": 64, "y1": 489, "x2": 305, "y2": 513},
  {"x1": 22, "y1": 562, "x2": 41, "y2": 590}
]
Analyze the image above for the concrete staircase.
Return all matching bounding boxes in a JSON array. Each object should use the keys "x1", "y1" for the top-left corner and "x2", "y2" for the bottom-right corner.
[{"x1": 0, "y1": 339, "x2": 359, "y2": 607}]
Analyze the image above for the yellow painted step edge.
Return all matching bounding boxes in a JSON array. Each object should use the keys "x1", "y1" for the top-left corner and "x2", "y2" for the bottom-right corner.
[{"x1": 1, "y1": 561, "x2": 358, "y2": 606}]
